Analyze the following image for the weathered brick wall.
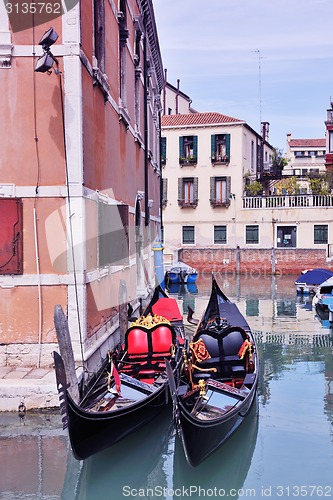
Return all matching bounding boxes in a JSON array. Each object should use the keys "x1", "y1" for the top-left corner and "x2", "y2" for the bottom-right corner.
[{"x1": 179, "y1": 248, "x2": 333, "y2": 275}]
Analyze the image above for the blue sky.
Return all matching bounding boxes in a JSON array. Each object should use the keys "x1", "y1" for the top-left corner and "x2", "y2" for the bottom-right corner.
[{"x1": 153, "y1": 0, "x2": 333, "y2": 151}]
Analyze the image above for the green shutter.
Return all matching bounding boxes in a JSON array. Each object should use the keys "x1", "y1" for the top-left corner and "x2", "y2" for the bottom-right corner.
[
  {"x1": 210, "y1": 177, "x2": 216, "y2": 202},
  {"x1": 161, "y1": 137, "x2": 166, "y2": 161},
  {"x1": 193, "y1": 135, "x2": 198, "y2": 161},
  {"x1": 226, "y1": 176, "x2": 231, "y2": 202},
  {"x1": 193, "y1": 177, "x2": 198, "y2": 205},
  {"x1": 178, "y1": 178, "x2": 183, "y2": 205},
  {"x1": 225, "y1": 134, "x2": 230, "y2": 160},
  {"x1": 162, "y1": 178, "x2": 168, "y2": 207},
  {"x1": 179, "y1": 136, "x2": 184, "y2": 160},
  {"x1": 211, "y1": 135, "x2": 216, "y2": 157}
]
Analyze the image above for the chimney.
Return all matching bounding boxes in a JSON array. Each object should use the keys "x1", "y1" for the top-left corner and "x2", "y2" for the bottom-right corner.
[{"x1": 176, "y1": 78, "x2": 180, "y2": 114}]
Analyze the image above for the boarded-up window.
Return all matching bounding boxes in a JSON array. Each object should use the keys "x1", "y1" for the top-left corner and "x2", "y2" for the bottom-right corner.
[
  {"x1": 0, "y1": 198, "x2": 23, "y2": 275},
  {"x1": 98, "y1": 203, "x2": 129, "y2": 267}
]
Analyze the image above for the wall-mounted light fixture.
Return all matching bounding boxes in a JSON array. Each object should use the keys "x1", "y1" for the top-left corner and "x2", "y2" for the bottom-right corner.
[
  {"x1": 229, "y1": 193, "x2": 236, "y2": 200},
  {"x1": 35, "y1": 27, "x2": 59, "y2": 73}
]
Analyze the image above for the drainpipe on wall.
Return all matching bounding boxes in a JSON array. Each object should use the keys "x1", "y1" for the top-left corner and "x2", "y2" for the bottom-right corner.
[
  {"x1": 159, "y1": 112, "x2": 163, "y2": 234},
  {"x1": 143, "y1": 23, "x2": 149, "y2": 226},
  {"x1": 163, "y1": 68, "x2": 167, "y2": 115}
]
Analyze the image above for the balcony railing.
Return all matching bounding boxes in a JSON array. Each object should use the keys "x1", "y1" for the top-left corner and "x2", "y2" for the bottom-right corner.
[
  {"x1": 211, "y1": 155, "x2": 230, "y2": 164},
  {"x1": 243, "y1": 194, "x2": 333, "y2": 209},
  {"x1": 179, "y1": 157, "x2": 197, "y2": 165},
  {"x1": 210, "y1": 199, "x2": 230, "y2": 208},
  {"x1": 178, "y1": 199, "x2": 198, "y2": 208}
]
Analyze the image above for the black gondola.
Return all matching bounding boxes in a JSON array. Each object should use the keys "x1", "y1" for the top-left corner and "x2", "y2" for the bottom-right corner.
[
  {"x1": 53, "y1": 286, "x2": 184, "y2": 460},
  {"x1": 167, "y1": 276, "x2": 258, "y2": 467}
]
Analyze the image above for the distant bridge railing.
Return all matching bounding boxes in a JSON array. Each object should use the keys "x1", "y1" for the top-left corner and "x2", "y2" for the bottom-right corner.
[{"x1": 243, "y1": 194, "x2": 333, "y2": 209}]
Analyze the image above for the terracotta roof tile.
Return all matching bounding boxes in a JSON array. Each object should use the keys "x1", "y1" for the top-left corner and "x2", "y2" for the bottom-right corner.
[
  {"x1": 161, "y1": 112, "x2": 244, "y2": 127},
  {"x1": 289, "y1": 139, "x2": 326, "y2": 148}
]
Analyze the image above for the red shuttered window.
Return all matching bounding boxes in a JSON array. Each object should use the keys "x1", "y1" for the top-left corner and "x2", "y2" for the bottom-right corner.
[{"x1": 0, "y1": 198, "x2": 23, "y2": 274}]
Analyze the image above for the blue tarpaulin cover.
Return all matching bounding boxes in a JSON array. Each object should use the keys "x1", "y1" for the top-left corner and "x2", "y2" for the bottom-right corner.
[{"x1": 295, "y1": 268, "x2": 333, "y2": 285}]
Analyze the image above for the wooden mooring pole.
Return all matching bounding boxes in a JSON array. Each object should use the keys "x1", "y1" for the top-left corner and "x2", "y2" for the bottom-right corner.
[{"x1": 54, "y1": 305, "x2": 80, "y2": 403}]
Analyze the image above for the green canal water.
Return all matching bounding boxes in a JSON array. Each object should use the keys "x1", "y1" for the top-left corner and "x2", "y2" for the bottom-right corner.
[{"x1": 1, "y1": 274, "x2": 333, "y2": 499}]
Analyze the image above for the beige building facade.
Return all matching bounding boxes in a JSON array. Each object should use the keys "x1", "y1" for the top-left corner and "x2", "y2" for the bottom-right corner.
[
  {"x1": 161, "y1": 91, "x2": 333, "y2": 275},
  {"x1": 285, "y1": 134, "x2": 326, "y2": 177}
]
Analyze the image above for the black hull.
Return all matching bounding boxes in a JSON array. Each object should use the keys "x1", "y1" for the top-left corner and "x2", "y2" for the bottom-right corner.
[
  {"x1": 55, "y1": 351, "x2": 175, "y2": 460},
  {"x1": 66, "y1": 382, "x2": 169, "y2": 460},
  {"x1": 54, "y1": 284, "x2": 185, "y2": 460},
  {"x1": 173, "y1": 398, "x2": 258, "y2": 487},
  {"x1": 70, "y1": 407, "x2": 173, "y2": 499},
  {"x1": 178, "y1": 384, "x2": 257, "y2": 467},
  {"x1": 171, "y1": 275, "x2": 259, "y2": 467}
]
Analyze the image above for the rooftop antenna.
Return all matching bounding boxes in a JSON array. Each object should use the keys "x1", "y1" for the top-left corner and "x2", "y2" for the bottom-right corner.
[{"x1": 255, "y1": 49, "x2": 262, "y2": 127}]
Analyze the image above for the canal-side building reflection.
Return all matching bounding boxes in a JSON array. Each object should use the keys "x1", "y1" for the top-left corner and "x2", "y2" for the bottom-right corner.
[{"x1": 0, "y1": 413, "x2": 68, "y2": 498}]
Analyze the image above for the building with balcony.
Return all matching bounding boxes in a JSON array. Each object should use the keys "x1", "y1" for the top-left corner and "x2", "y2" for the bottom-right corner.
[
  {"x1": 285, "y1": 134, "x2": 326, "y2": 177},
  {"x1": 161, "y1": 110, "x2": 275, "y2": 267},
  {"x1": 161, "y1": 86, "x2": 333, "y2": 275},
  {"x1": 0, "y1": 0, "x2": 163, "y2": 376}
]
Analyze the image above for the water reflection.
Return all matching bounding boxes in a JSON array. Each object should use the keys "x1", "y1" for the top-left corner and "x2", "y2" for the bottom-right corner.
[
  {"x1": 166, "y1": 273, "x2": 333, "y2": 337},
  {"x1": 64, "y1": 402, "x2": 259, "y2": 500},
  {"x1": 172, "y1": 400, "x2": 258, "y2": 494},
  {"x1": 70, "y1": 408, "x2": 173, "y2": 500},
  {"x1": 0, "y1": 412, "x2": 68, "y2": 499},
  {"x1": 2, "y1": 275, "x2": 333, "y2": 499}
]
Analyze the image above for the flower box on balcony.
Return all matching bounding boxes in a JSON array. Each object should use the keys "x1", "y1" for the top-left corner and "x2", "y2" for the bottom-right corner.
[
  {"x1": 179, "y1": 156, "x2": 197, "y2": 166},
  {"x1": 209, "y1": 199, "x2": 230, "y2": 208},
  {"x1": 178, "y1": 200, "x2": 198, "y2": 208},
  {"x1": 211, "y1": 155, "x2": 229, "y2": 164}
]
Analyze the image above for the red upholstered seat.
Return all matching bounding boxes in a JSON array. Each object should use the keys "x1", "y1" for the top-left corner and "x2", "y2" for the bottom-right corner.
[
  {"x1": 122, "y1": 323, "x2": 176, "y2": 382},
  {"x1": 126, "y1": 328, "x2": 149, "y2": 355},
  {"x1": 151, "y1": 325, "x2": 174, "y2": 355},
  {"x1": 152, "y1": 298, "x2": 182, "y2": 322}
]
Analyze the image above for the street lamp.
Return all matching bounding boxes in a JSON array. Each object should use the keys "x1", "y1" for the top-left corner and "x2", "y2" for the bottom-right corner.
[{"x1": 35, "y1": 27, "x2": 59, "y2": 73}]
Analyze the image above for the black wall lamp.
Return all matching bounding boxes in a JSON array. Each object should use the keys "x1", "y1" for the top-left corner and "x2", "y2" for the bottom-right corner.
[{"x1": 35, "y1": 27, "x2": 59, "y2": 73}]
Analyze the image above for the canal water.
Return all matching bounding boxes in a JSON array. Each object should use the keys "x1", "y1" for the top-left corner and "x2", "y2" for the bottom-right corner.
[{"x1": 1, "y1": 274, "x2": 333, "y2": 500}]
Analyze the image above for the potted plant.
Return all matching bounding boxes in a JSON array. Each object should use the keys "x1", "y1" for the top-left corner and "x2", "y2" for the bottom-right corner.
[{"x1": 246, "y1": 180, "x2": 263, "y2": 196}]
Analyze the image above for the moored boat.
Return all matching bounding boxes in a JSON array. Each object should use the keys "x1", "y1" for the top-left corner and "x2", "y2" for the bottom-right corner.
[
  {"x1": 167, "y1": 275, "x2": 258, "y2": 467},
  {"x1": 54, "y1": 287, "x2": 185, "y2": 460},
  {"x1": 295, "y1": 268, "x2": 333, "y2": 295},
  {"x1": 165, "y1": 261, "x2": 198, "y2": 285},
  {"x1": 312, "y1": 275, "x2": 333, "y2": 321}
]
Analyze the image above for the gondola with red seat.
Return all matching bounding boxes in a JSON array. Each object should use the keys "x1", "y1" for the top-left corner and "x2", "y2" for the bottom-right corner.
[{"x1": 53, "y1": 285, "x2": 184, "y2": 460}]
